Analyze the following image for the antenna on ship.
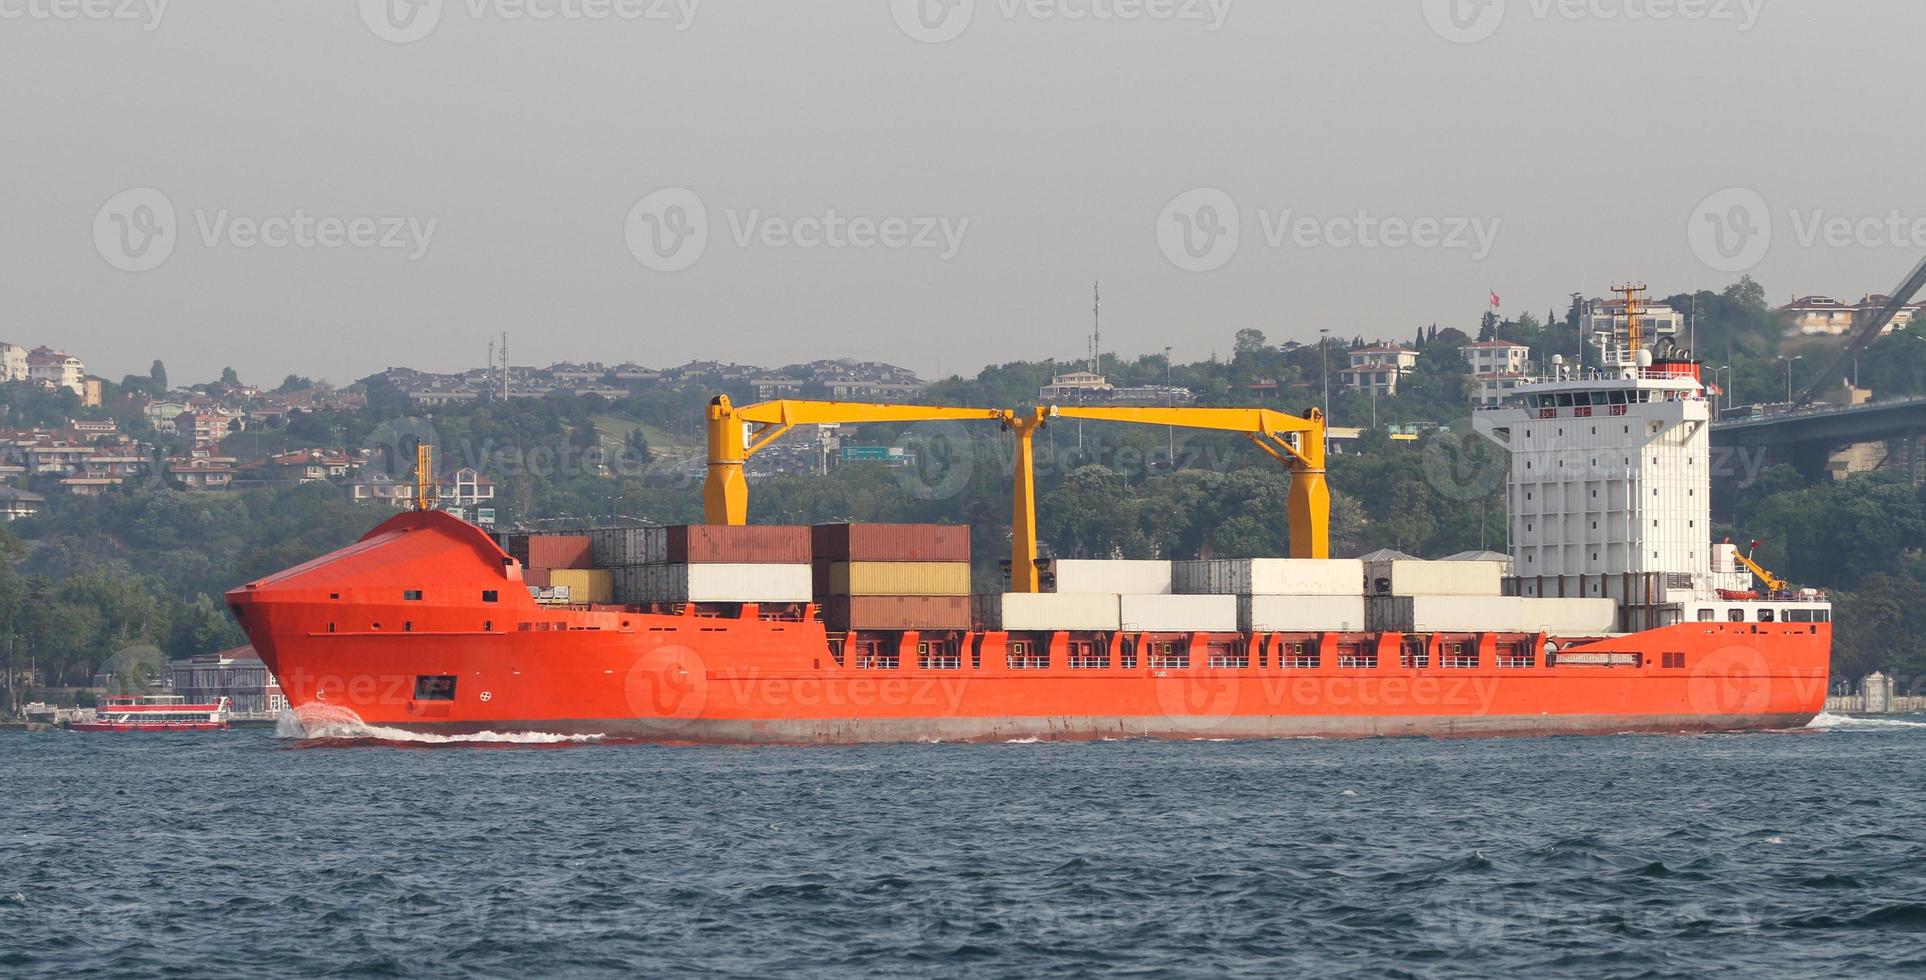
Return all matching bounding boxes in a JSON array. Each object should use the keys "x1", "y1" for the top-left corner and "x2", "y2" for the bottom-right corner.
[{"x1": 500, "y1": 331, "x2": 510, "y2": 400}]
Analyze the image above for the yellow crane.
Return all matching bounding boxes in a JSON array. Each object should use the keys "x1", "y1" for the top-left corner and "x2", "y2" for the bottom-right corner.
[
  {"x1": 1045, "y1": 405, "x2": 1329, "y2": 561},
  {"x1": 703, "y1": 395, "x2": 1011, "y2": 525},
  {"x1": 1731, "y1": 538, "x2": 1789, "y2": 594},
  {"x1": 704, "y1": 396, "x2": 1332, "y2": 594}
]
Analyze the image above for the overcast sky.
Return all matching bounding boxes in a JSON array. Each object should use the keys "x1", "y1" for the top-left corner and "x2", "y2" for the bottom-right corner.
[{"x1": 4, "y1": 0, "x2": 1921, "y2": 387}]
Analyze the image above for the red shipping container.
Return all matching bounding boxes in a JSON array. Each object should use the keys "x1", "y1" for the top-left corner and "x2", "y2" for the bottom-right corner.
[
  {"x1": 525, "y1": 535, "x2": 593, "y2": 570},
  {"x1": 667, "y1": 526, "x2": 812, "y2": 564},
  {"x1": 811, "y1": 524, "x2": 971, "y2": 563},
  {"x1": 523, "y1": 567, "x2": 552, "y2": 589},
  {"x1": 822, "y1": 595, "x2": 972, "y2": 632}
]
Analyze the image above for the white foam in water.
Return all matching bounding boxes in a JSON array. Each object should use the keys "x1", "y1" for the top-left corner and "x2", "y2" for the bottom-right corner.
[
  {"x1": 273, "y1": 704, "x2": 604, "y2": 744},
  {"x1": 1805, "y1": 711, "x2": 1926, "y2": 731}
]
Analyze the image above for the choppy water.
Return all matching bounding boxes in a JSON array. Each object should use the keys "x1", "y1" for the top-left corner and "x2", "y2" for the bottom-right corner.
[{"x1": 4, "y1": 715, "x2": 1926, "y2": 978}]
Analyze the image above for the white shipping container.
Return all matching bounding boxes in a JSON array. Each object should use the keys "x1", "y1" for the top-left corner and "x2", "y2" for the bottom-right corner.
[
  {"x1": 1173, "y1": 559, "x2": 1363, "y2": 596},
  {"x1": 973, "y1": 593, "x2": 1121, "y2": 631},
  {"x1": 1240, "y1": 595, "x2": 1368, "y2": 632},
  {"x1": 1517, "y1": 597, "x2": 1617, "y2": 634},
  {"x1": 628, "y1": 563, "x2": 812, "y2": 603},
  {"x1": 1120, "y1": 594, "x2": 1238, "y2": 633},
  {"x1": 1367, "y1": 559, "x2": 1502, "y2": 597},
  {"x1": 1048, "y1": 559, "x2": 1173, "y2": 595}
]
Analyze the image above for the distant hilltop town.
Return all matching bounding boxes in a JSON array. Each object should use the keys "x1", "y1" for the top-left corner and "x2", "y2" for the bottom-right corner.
[
  {"x1": 383, "y1": 356, "x2": 932, "y2": 406},
  {"x1": 0, "y1": 286, "x2": 1910, "y2": 525}
]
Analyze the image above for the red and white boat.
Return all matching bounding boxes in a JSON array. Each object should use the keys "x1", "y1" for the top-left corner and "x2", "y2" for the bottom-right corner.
[{"x1": 68, "y1": 695, "x2": 232, "y2": 732}]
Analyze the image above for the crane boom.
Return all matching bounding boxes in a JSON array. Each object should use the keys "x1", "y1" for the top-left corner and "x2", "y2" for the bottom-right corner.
[
  {"x1": 705, "y1": 397, "x2": 1334, "y2": 592},
  {"x1": 1045, "y1": 405, "x2": 1330, "y2": 559},
  {"x1": 704, "y1": 396, "x2": 1008, "y2": 525},
  {"x1": 1793, "y1": 253, "x2": 1926, "y2": 406}
]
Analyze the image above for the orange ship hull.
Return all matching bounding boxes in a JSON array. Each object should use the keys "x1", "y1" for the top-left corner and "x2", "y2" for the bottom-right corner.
[{"x1": 227, "y1": 513, "x2": 1830, "y2": 743}]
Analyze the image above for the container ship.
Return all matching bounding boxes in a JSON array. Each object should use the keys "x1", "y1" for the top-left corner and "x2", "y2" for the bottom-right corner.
[{"x1": 229, "y1": 298, "x2": 1830, "y2": 742}]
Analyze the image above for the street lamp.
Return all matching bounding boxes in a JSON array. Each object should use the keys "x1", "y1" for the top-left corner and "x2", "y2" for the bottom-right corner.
[
  {"x1": 1707, "y1": 364, "x2": 1733, "y2": 415},
  {"x1": 1777, "y1": 354, "x2": 1803, "y2": 406},
  {"x1": 1318, "y1": 328, "x2": 1331, "y2": 421},
  {"x1": 1163, "y1": 346, "x2": 1175, "y2": 469}
]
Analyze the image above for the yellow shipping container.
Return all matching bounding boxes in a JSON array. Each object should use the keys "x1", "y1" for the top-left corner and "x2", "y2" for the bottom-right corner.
[
  {"x1": 549, "y1": 568, "x2": 615, "y2": 604},
  {"x1": 829, "y1": 561, "x2": 971, "y2": 596}
]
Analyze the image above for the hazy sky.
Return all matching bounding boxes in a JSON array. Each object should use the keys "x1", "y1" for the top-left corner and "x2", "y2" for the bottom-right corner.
[{"x1": 4, "y1": 0, "x2": 1921, "y2": 388}]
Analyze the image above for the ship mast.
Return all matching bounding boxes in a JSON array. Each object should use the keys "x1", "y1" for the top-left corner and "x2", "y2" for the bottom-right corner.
[{"x1": 1613, "y1": 282, "x2": 1648, "y2": 361}]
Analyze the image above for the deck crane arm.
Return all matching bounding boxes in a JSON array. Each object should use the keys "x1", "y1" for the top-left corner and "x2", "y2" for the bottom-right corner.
[
  {"x1": 1043, "y1": 405, "x2": 1330, "y2": 559},
  {"x1": 707, "y1": 396, "x2": 1060, "y2": 592},
  {"x1": 1734, "y1": 539, "x2": 1789, "y2": 594},
  {"x1": 703, "y1": 395, "x2": 1010, "y2": 525},
  {"x1": 707, "y1": 396, "x2": 1069, "y2": 592}
]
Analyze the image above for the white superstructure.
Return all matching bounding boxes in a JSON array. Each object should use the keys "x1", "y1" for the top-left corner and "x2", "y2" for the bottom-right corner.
[{"x1": 1474, "y1": 337, "x2": 1828, "y2": 632}]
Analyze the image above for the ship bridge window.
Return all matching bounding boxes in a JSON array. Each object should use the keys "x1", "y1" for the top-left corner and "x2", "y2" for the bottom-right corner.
[
  {"x1": 1816, "y1": 609, "x2": 1831, "y2": 623},
  {"x1": 482, "y1": 590, "x2": 499, "y2": 603},
  {"x1": 1728, "y1": 609, "x2": 1744, "y2": 623},
  {"x1": 1557, "y1": 393, "x2": 1574, "y2": 407},
  {"x1": 1786, "y1": 609, "x2": 1816, "y2": 623},
  {"x1": 1608, "y1": 391, "x2": 1627, "y2": 404},
  {"x1": 404, "y1": 590, "x2": 424, "y2": 601},
  {"x1": 1697, "y1": 608, "x2": 1715, "y2": 622},
  {"x1": 1758, "y1": 609, "x2": 1775, "y2": 623}
]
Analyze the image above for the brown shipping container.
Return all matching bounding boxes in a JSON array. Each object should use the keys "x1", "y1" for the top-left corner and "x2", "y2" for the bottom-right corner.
[
  {"x1": 811, "y1": 524, "x2": 971, "y2": 562},
  {"x1": 667, "y1": 525, "x2": 812, "y2": 564},
  {"x1": 525, "y1": 535, "x2": 592, "y2": 570},
  {"x1": 523, "y1": 567, "x2": 552, "y2": 589},
  {"x1": 823, "y1": 595, "x2": 972, "y2": 631}
]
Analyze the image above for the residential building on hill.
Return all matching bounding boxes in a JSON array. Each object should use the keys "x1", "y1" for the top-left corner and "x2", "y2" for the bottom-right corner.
[{"x1": 1337, "y1": 345, "x2": 1419, "y2": 396}]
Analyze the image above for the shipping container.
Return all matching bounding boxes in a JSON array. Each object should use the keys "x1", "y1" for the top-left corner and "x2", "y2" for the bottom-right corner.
[
  {"x1": 524, "y1": 534, "x2": 592, "y2": 570},
  {"x1": 1119, "y1": 594, "x2": 1238, "y2": 633},
  {"x1": 823, "y1": 595, "x2": 972, "y2": 631},
  {"x1": 666, "y1": 525, "x2": 812, "y2": 564},
  {"x1": 617, "y1": 563, "x2": 813, "y2": 604},
  {"x1": 592, "y1": 526, "x2": 812, "y2": 565},
  {"x1": 812, "y1": 523, "x2": 970, "y2": 562},
  {"x1": 591, "y1": 528, "x2": 652, "y2": 567},
  {"x1": 972, "y1": 593, "x2": 1121, "y2": 632},
  {"x1": 548, "y1": 568, "x2": 614, "y2": 604},
  {"x1": 1363, "y1": 593, "x2": 1602, "y2": 631},
  {"x1": 1239, "y1": 595, "x2": 1367, "y2": 632},
  {"x1": 1047, "y1": 559, "x2": 1173, "y2": 595},
  {"x1": 828, "y1": 561, "x2": 972, "y2": 596},
  {"x1": 1518, "y1": 597, "x2": 1617, "y2": 634},
  {"x1": 1173, "y1": 559, "x2": 1363, "y2": 596},
  {"x1": 1366, "y1": 559, "x2": 1503, "y2": 597},
  {"x1": 522, "y1": 567, "x2": 552, "y2": 590}
]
